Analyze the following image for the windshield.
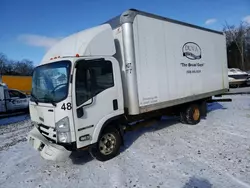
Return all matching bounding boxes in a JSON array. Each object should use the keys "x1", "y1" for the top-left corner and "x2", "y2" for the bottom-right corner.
[{"x1": 31, "y1": 60, "x2": 71, "y2": 103}]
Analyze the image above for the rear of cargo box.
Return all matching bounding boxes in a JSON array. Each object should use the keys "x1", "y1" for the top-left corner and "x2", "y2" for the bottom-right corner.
[{"x1": 132, "y1": 14, "x2": 228, "y2": 113}]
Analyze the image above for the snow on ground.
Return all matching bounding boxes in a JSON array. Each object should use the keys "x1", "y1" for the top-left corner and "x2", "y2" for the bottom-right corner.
[
  {"x1": 229, "y1": 86, "x2": 250, "y2": 94},
  {"x1": 0, "y1": 95, "x2": 250, "y2": 188}
]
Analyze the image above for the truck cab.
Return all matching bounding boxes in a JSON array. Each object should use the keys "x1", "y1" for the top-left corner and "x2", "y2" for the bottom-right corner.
[{"x1": 28, "y1": 24, "x2": 124, "y2": 161}]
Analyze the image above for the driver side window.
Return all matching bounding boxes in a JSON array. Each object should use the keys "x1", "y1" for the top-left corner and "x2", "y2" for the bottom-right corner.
[{"x1": 75, "y1": 59, "x2": 114, "y2": 106}]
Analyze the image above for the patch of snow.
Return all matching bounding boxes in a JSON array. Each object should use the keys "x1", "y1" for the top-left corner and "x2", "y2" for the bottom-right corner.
[
  {"x1": 0, "y1": 95, "x2": 250, "y2": 188},
  {"x1": 0, "y1": 118, "x2": 32, "y2": 151},
  {"x1": 229, "y1": 87, "x2": 250, "y2": 94}
]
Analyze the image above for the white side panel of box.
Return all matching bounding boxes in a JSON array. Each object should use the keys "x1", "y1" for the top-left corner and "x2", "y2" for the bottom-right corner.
[{"x1": 133, "y1": 15, "x2": 228, "y2": 109}]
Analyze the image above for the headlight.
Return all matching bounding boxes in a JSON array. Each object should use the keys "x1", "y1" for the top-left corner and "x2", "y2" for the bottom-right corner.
[
  {"x1": 58, "y1": 132, "x2": 71, "y2": 143},
  {"x1": 56, "y1": 117, "x2": 71, "y2": 143},
  {"x1": 56, "y1": 117, "x2": 70, "y2": 132}
]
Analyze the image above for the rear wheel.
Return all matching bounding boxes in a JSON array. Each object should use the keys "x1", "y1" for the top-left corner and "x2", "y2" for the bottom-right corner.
[
  {"x1": 89, "y1": 127, "x2": 121, "y2": 161},
  {"x1": 179, "y1": 104, "x2": 201, "y2": 125},
  {"x1": 186, "y1": 104, "x2": 201, "y2": 125}
]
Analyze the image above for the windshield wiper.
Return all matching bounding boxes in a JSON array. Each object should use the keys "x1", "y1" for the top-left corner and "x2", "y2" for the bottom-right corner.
[
  {"x1": 30, "y1": 93, "x2": 39, "y2": 105},
  {"x1": 40, "y1": 97, "x2": 56, "y2": 107},
  {"x1": 48, "y1": 99, "x2": 57, "y2": 107},
  {"x1": 44, "y1": 98, "x2": 57, "y2": 107},
  {"x1": 30, "y1": 93, "x2": 57, "y2": 107}
]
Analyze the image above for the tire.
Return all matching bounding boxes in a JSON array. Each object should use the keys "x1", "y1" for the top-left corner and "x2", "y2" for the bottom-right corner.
[
  {"x1": 89, "y1": 127, "x2": 121, "y2": 162},
  {"x1": 186, "y1": 104, "x2": 201, "y2": 125}
]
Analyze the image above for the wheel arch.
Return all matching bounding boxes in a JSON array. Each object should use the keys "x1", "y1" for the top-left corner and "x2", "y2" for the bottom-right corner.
[{"x1": 91, "y1": 113, "x2": 125, "y2": 144}]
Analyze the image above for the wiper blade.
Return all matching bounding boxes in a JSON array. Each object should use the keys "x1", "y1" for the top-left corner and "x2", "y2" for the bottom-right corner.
[
  {"x1": 40, "y1": 97, "x2": 57, "y2": 107},
  {"x1": 47, "y1": 99, "x2": 57, "y2": 107},
  {"x1": 30, "y1": 93, "x2": 39, "y2": 105}
]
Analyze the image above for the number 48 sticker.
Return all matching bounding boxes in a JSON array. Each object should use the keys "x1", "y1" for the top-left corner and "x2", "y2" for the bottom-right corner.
[{"x1": 61, "y1": 103, "x2": 72, "y2": 110}]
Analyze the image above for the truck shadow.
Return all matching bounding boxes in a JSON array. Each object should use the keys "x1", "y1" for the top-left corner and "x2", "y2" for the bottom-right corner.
[
  {"x1": 122, "y1": 102, "x2": 227, "y2": 152},
  {"x1": 121, "y1": 116, "x2": 179, "y2": 152},
  {"x1": 207, "y1": 102, "x2": 227, "y2": 113},
  {"x1": 0, "y1": 113, "x2": 30, "y2": 126},
  {"x1": 182, "y1": 176, "x2": 212, "y2": 188},
  {"x1": 69, "y1": 117, "x2": 178, "y2": 165},
  {"x1": 70, "y1": 103, "x2": 226, "y2": 164},
  {"x1": 69, "y1": 150, "x2": 93, "y2": 165},
  {"x1": 69, "y1": 117, "x2": 179, "y2": 164}
]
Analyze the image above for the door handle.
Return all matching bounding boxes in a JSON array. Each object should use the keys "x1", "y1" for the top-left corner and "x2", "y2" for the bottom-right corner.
[{"x1": 113, "y1": 99, "x2": 118, "y2": 110}]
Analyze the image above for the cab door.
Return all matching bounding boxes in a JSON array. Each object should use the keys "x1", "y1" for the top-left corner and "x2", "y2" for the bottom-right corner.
[{"x1": 72, "y1": 57, "x2": 124, "y2": 149}]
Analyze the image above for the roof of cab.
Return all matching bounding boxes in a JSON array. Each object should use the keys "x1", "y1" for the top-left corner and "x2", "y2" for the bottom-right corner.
[{"x1": 41, "y1": 24, "x2": 116, "y2": 64}]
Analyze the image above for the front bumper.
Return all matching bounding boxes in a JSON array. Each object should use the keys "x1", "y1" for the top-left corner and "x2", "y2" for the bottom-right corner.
[{"x1": 27, "y1": 127, "x2": 72, "y2": 161}]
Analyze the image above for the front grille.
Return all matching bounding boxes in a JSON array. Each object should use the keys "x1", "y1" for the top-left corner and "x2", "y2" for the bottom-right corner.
[
  {"x1": 43, "y1": 135, "x2": 56, "y2": 143},
  {"x1": 38, "y1": 124, "x2": 57, "y2": 142}
]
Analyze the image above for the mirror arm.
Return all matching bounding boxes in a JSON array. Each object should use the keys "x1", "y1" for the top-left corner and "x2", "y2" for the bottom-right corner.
[{"x1": 76, "y1": 97, "x2": 94, "y2": 118}]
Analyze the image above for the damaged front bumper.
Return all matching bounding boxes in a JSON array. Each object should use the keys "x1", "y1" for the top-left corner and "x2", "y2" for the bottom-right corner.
[{"x1": 27, "y1": 127, "x2": 72, "y2": 161}]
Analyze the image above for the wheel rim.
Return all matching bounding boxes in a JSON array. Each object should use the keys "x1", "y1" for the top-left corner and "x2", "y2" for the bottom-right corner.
[
  {"x1": 99, "y1": 133, "x2": 116, "y2": 155},
  {"x1": 193, "y1": 108, "x2": 200, "y2": 121}
]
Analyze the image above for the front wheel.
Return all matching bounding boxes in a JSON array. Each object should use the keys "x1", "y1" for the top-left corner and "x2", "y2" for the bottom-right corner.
[{"x1": 89, "y1": 127, "x2": 121, "y2": 161}]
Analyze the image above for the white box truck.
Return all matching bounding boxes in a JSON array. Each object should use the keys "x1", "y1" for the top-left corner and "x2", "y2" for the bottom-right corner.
[{"x1": 27, "y1": 9, "x2": 229, "y2": 161}]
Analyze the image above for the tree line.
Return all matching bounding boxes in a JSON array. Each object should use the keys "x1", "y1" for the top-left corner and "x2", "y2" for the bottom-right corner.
[
  {"x1": 223, "y1": 22, "x2": 250, "y2": 71},
  {"x1": 0, "y1": 53, "x2": 34, "y2": 76}
]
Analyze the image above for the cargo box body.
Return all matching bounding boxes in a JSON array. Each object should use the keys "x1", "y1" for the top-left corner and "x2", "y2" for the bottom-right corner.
[{"x1": 110, "y1": 10, "x2": 228, "y2": 114}]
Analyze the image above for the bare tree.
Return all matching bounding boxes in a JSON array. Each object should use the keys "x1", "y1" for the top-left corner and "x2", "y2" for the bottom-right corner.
[
  {"x1": 0, "y1": 53, "x2": 7, "y2": 75},
  {"x1": 14, "y1": 59, "x2": 34, "y2": 76},
  {"x1": 223, "y1": 21, "x2": 250, "y2": 70},
  {"x1": 0, "y1": 52, "x2": 34, "y2": 76}
]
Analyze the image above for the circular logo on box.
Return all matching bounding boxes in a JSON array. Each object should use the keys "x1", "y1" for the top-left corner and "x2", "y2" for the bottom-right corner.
[{"x1": 182, "y1": 42, "x2": 202, "y2": 60}]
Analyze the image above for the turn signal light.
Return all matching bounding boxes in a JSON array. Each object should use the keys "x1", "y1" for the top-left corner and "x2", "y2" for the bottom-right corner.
[{"x1": 79, "y1": 134, "x2": 91, "y2": 141}]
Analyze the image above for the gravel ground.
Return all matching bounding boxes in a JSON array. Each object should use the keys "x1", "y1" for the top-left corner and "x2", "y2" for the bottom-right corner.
[{"x1": 0, "y1": 95, "x2": 250, "y2": 188}]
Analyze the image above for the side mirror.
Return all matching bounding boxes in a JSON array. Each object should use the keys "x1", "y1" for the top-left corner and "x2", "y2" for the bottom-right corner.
[{"x1": 77, "y1": 108, "x2": 84, "y2": 118}]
